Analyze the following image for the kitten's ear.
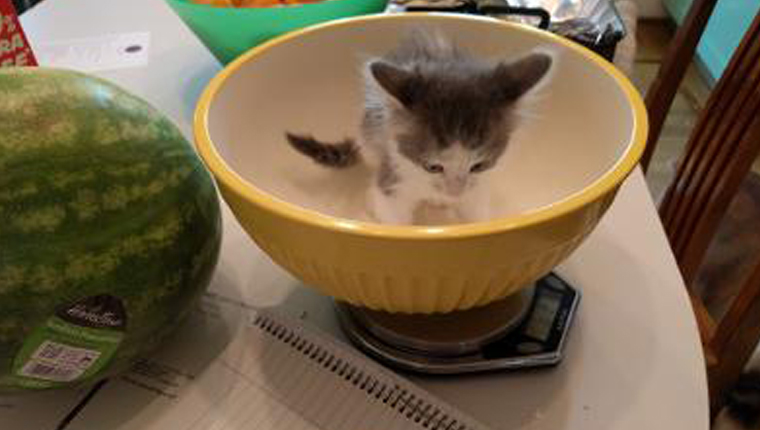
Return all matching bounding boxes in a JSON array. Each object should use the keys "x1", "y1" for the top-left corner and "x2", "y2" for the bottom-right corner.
[
  {"x1": 492, "y1": 51, "x2": 553, "y2": 102},
  {"x1": 369, "y1": 61, "x2": 419, "y2": 107}
]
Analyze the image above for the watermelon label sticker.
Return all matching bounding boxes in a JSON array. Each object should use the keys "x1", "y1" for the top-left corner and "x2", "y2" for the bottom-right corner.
[
  {"x1": 17, "y1": 340, "x2": 102, "y2": 382},
  {"x1": 9, "y1": 295, "x2": 126, "y2": 389}
]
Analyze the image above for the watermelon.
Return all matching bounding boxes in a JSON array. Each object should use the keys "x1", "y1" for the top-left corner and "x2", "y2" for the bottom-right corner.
[{"x1": 0, "y1": 68, "x2": 222, "y2": 391}]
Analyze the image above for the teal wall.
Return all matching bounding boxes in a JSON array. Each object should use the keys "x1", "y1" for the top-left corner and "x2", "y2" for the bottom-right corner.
[{"x1": 663, "y1": 0, "x2": 760, "y2": 83}]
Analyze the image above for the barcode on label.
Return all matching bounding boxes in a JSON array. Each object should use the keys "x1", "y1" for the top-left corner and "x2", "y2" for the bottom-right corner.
[
  {"x1": 37, "y1": 342, "x2": 65, "y2": 360},
  {"x1": 19, "y1": 362, "x2": 80, "y2": 381},
  {"x1": 18, "y1": 340, "x2": 101, "y2": 382}
]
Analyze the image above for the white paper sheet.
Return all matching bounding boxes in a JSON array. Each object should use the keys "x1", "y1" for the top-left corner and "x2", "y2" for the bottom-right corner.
[
  {"x1": 66, "y1": 295, "x2": 490, "y2": 430},
  {"x1": 34, "y1": 32, "x2": 150, "y2": 72}
]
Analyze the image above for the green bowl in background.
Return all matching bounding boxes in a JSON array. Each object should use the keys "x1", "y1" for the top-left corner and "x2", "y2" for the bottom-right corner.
[{"x1": 166, "y1": 0, "x2": 389, "y2": 64}]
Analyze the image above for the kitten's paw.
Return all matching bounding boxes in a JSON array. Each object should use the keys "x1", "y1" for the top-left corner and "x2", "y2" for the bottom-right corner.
[
  {"x1": 458, "y1": 193, "x2": 493, "y2": 223},
  {"x1": 459, "y1": 207, "x2": 492, "y2": 223},
  {"x1": 368, "y1": 189, "x2": 414, "y2": 225}
]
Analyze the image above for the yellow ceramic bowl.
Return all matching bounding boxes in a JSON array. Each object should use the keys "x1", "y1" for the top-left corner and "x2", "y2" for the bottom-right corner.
[{"x1": 194, "y1": 14, "x2": 647, "y2": 314}]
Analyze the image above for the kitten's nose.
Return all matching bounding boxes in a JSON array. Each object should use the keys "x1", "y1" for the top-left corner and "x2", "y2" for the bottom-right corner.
[{"x1": 444, "y1": 177, "x2": 467, "y2": 196}]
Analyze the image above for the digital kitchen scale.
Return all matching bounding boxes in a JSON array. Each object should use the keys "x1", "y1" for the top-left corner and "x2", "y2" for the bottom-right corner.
[{"x1": 335, "y1": 273, "x2": 580, "y2": 374}]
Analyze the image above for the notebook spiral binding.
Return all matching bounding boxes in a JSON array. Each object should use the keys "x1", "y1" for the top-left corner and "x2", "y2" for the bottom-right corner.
[{"x1": 253, "y1": 314, "x2": 471, "y2": 430}]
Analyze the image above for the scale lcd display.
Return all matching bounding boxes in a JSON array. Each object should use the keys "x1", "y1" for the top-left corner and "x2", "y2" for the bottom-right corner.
[{"x1": 524, "y1": 289, "x2": 563, "y2": 341}]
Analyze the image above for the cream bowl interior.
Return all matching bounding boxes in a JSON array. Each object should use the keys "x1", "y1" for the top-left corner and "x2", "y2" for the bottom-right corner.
[{"x1": 204, "y1": 15, "x2": 637, "y2": 225}]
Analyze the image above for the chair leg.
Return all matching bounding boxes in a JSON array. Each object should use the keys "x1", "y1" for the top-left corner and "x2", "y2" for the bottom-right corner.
[{"x1": 708, "y1": 259, "x2": 760, "y2": 416}]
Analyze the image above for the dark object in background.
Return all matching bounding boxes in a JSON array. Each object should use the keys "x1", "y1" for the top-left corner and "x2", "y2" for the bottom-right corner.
[
  {"x1": 724, "y1": 370, "x2": 760, "y2": 428},
  {"x1": 12, "y1": 0, "x2": 43, "y2": 13},
  {"x1": 392, "y1": 0, "x2": 626, "y2": 62},
  {"x1": 549, "y1": 18, "x2": 622, "y2": 62}
]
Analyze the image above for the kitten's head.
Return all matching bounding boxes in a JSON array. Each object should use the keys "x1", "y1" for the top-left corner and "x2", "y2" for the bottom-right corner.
[{"x1": 368, "y1": 50, "x2": 553, "y2": 197}]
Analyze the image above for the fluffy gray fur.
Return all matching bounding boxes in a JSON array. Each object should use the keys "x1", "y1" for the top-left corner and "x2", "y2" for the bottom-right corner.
[{"x1": 287, "y1": 29, "x2": 553, "y2": 224}]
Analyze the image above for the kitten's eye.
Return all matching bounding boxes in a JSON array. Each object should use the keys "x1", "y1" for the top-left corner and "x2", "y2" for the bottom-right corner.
[
  {"x1": 470, "y1": 162, "x2": 489, "y2": 173},
  {"x1": 423, "y1": 163, "x2": 444, "y2": 174}
]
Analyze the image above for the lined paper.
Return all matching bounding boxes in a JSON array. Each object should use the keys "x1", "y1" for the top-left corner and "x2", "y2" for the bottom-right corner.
[{"x1": 68, "y1": 295, "x2": 491, "y2": 430}]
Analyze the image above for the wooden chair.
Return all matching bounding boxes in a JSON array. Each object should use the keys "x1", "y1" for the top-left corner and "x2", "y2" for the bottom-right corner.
[{"x1": 641, "y1": 0, "x2": 760, "y2": 416}]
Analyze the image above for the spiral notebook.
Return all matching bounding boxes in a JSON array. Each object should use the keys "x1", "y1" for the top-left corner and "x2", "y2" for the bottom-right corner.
[{"x1": 66, "y1": 296, "x2": 492, "y2": 430}]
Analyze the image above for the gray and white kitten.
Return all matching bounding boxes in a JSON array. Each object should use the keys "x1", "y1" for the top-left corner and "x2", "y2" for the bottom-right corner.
[{"x1": 287, "y1": 31, "x2": 553, "y2": 225}]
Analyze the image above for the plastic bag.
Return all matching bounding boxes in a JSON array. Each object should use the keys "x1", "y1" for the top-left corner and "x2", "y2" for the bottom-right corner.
[{"x1": 391, "y1": 0, "x2": 626, "y2": 61}]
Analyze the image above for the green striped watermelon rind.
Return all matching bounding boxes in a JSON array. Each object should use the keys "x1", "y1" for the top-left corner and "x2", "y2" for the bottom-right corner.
[{"x1": 0, "y1": 68, "x2": 223, "y2": 391}]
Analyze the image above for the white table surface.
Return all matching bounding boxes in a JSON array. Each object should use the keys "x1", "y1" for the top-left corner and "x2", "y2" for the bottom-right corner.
[{"x1": 16, "y1": 0, "x2": 709, "y2": 428}]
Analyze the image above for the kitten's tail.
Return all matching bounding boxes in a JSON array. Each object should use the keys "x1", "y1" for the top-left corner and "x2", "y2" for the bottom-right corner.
[{"x1": 285, "y1": 133, "x2": 360, "y2": 168}]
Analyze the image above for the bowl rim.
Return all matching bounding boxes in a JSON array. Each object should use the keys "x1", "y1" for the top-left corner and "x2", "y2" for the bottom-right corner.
[{"x1": 194, "y1": 13, "x2": 648, "y2": 240}]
